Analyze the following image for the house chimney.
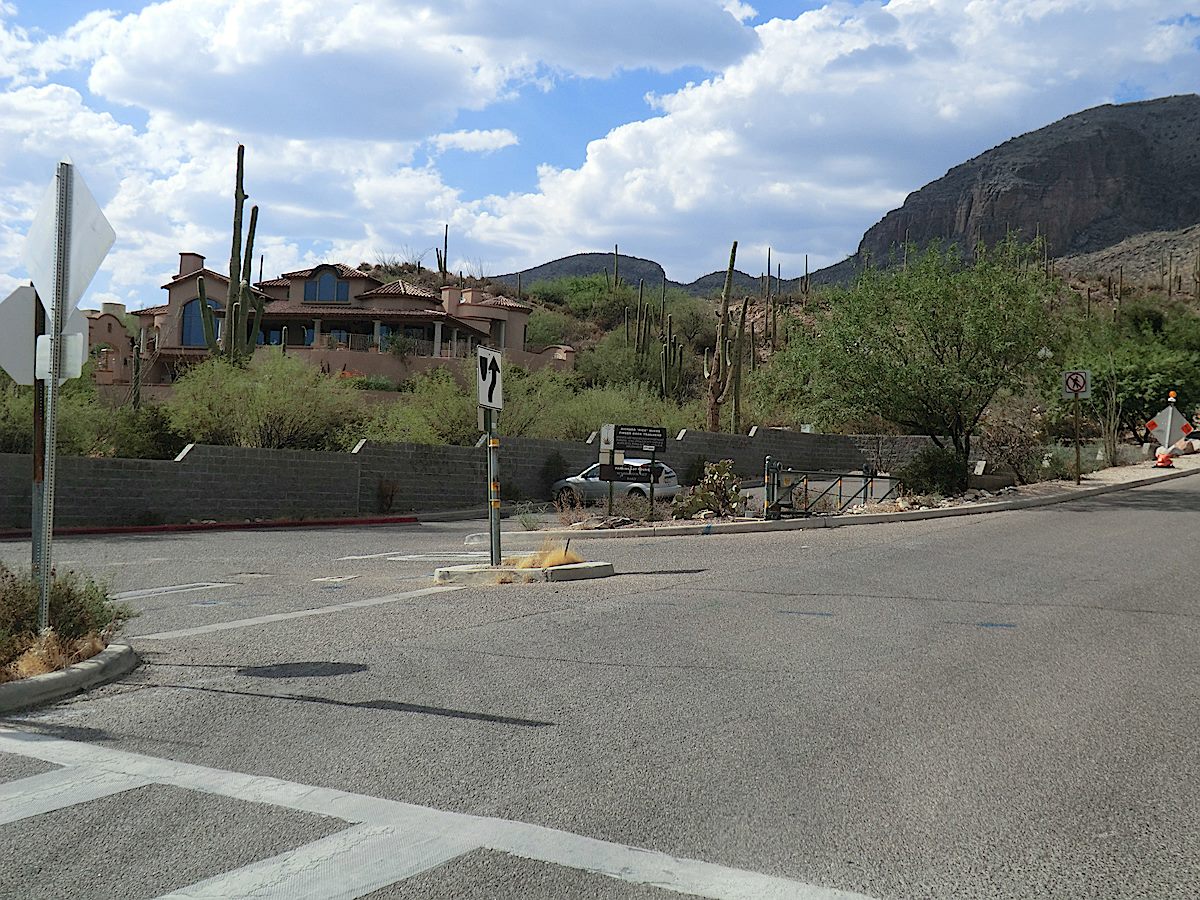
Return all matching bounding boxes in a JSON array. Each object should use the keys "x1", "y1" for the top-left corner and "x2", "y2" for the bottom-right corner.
[
  {"x1": 462, "y1": 287, "x2": 486, "y2": 305},
  {"x1": 178, "y1": 252, "x2": 205, "y2": 276},
  {"x1": 442, "y1": 285, "x2": 461, "y2": 316}
]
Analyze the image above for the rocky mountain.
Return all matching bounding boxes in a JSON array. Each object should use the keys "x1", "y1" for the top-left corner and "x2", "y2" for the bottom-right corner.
[
  {"x1": 1058, "y1": 223, "x2": 1200, "y2": 287},
  {"x1": 852, "y1": 94, "x2": 1200, "y2": 267},
  {"x1": 498, "y1": 95, "x2": 1200, "y2": 296},
  {"x1": 494, "y1": 253, "x2": 789, "y2": 298}
]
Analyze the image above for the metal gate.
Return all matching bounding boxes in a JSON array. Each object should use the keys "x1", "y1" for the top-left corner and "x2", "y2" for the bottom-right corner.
[{"x1": 761, "y1": 456, "x2": 900, "y2": 519}]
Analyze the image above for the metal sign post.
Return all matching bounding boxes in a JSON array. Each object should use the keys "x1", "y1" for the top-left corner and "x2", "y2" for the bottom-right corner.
[
  {"x1": 486, "y1": 409, "x2": 501, "y2": 567},
  {"x1": 13, "y1": 161, "x2": 114, "y2": 632},
  {"x1": 38, "y1": 164, "x2": 74, "y2": 630},
  {"x1": 477, "y1": 347, "x2": 504, "y2": 566},
  {"x1": 646, "y1": 445, "x2": 658, "y2": 522},
  {"x1": 32, "y1": 293, "x2": 45, "y2": 584},
  {"x1": 1062, "y1": 370, "x2": 1092, "y2": 486}
]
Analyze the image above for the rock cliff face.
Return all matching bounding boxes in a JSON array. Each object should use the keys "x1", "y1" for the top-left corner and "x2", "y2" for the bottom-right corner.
[{"x1": 855, "y1": 94, "x2": 1200, "y2": 263}]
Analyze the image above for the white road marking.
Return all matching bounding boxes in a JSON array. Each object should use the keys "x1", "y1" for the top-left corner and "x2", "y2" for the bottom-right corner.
[
  {"x1": 154, "y1": 823, "x2": 475, "y2": 900},
  {"x1": 386, "y1": 552, "x2": 490, "y2": 562},
  {"x1": 0, "y1": 727, "x2": 878, "y2": 900},
  {"x1": 0, "y1": 766, "x2": 151, "y2": 825},
  {"x1": 134, "y1": 585, "x2": 462, "y2": 641},
  {"x1": 311, "y1": 575, "x2": 361, "y2": 583},
  {"x1": 337, "y1": 550, "x2": 409, "y2": 561},
  {"x1": 113, "y1": 583, "x2": 235, "y2": 601}
]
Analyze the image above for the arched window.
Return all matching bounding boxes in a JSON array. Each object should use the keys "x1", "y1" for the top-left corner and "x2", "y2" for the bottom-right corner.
[
  {"x1": 304, "y1": 269, "x2": 350, "y2": 302},
  {"x1": 182, "y1": 298, "x2": 221, "y2": 347}
]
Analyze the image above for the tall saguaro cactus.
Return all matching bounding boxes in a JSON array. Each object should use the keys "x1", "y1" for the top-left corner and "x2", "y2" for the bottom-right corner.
[
  {"x1": 703, "y1": 241, "x2": 749, "y2": 432},
  {"x1": 199, "y1": 144, "x2": 263, "y2": 363}
]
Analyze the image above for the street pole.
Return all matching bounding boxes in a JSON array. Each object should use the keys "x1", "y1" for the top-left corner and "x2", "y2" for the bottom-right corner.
[
  {"x1": 486, "y1": 409, "x2": 501, "y2": 566},
  {"x1": 607, "y1": 477, "x2": 613, "y2": 517},
  {"x1": 32, "y1": 289, "x2": 45, "y2": 581},
  {"x1": 1080, "y1": 393, "x2": 1089, "y2": 487},
  {"x1": 38, "y1": 161, "x2": 72, "y2": 633},
  {"x1": 648, "y1": 448, "x2": 656, "y2": 522}
]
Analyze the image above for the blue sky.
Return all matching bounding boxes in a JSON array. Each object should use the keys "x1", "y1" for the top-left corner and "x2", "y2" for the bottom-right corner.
[{"x1": 0, "y1": 0, "x2": 1197, "y2": 311}]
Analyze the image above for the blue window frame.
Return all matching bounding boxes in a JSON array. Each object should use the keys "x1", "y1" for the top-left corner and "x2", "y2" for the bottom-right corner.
[{"x1": 182, "y1": 298, "x2": 221, "y2": 347}]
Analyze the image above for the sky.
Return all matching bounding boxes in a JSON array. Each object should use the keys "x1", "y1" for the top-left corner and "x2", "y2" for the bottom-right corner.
[{"x1": 0, "y1": 0, "x2": 1197, "y2": 312}]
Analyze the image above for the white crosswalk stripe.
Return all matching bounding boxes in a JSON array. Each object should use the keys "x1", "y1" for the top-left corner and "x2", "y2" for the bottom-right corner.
[
  {"x1": 0, "y1": 727, "x2": 878, "y2": 900},
  {"x1": 0, "y1": 765, "x2": 151, "y2": 825}
]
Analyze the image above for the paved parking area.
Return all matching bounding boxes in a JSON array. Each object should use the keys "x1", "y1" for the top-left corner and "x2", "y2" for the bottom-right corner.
[{"x1": 2, "y1": 478, "x2": 1198, "y2": 898}]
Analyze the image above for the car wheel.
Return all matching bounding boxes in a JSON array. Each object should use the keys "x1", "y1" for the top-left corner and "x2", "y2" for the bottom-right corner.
[
  {"x1": 626, "y1": 488, "x2": 646, "y2": 499},
  {"x1": 556, "y1": 488, "x2": 580, "y2": 507}
]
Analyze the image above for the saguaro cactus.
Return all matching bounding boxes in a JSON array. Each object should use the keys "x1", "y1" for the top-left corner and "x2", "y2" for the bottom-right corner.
[
  {"x1": 659, "y1": 313, "x2": 686, "y2": 400},
  {"x1": 199, "y1": 144, "x2": 263, "y2": 363},
  {"x1": 702, "y1": 241, "x2": 749, "y2": 432}
]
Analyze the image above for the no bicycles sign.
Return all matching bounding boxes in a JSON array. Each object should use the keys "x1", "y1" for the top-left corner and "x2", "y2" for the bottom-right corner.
[{"x1": 1061, "y1": 369, "x2": 1091, "y2": 400}]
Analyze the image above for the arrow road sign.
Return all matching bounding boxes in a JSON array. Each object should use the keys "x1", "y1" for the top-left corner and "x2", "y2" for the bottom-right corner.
[
  {"x1": 1061, "y1": 369, "x2": 1092, "y2": 400},
  {"x1": 477, "y1": 346, "x2": 503, "y2": 410}
]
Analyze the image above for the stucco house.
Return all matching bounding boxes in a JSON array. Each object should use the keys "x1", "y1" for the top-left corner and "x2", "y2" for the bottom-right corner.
[{"x1": 101, "y1": 253, "x2": 573, "y2": 386}]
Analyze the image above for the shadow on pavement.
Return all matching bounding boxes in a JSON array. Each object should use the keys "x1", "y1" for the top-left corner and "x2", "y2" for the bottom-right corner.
[
  {"x1": 237, "y1": 662, "x2": 369, "y2": 679},
  {"x1": 152, "y1": 684, "x2": 555, "y2": 728},
  {"x1": 1052, "y1": 485, "x2": 1198, "y2": 513}
]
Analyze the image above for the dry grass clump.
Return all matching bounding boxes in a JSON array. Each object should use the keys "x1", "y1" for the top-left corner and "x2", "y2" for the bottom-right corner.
[
  {"x1": 506, "y1": 539, "x2": 583, "y2": 569},
  {"x1": 3, "y1": 631, "x2": 107, "y2": 683},
  {"x1": 1, "y1": 563, "x2": 131, "y2": 683}
]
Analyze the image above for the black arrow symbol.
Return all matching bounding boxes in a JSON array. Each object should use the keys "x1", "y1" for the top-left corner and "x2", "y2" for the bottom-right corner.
[
  {"x1": 479, "y1": 355, "x2": 488, "y2": 382},
  {"x1": 487, "y1": 356, "x2": 500, "y2": 403}
]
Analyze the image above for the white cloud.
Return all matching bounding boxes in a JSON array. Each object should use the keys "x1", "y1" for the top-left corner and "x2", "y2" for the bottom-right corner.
[
  {"x1": 0, "y1": 0, "x2": 1196, "y2": 312},
  {"x1": 430, "y1": 129, "x2": 519, "y2": 154},
  {"x1": 723, "y1": 2, "x2": 758, "y2": 23},
  {"x1": 468, "y1": 0, "x2": 1200, "y2": 279}
]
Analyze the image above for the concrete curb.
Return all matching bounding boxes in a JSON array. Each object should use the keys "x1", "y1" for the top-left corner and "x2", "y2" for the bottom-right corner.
[
  {"x1": 0, "y1": 644, "x2": 140, "y2": 714},
  {"x1": 435, "y1": 561, "x2": 615, "y2": 586},
  {"x1": 517, "y1": 466, "x2": 1200, "y2": 541},
  {"x1": 0, "y1": 515, "x2": 419, "y2": 541}
]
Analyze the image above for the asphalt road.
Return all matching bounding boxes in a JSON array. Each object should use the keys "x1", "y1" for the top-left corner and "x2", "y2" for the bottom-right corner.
[{"x1": 1, "y1": 475, "x2": 1198, "y2": 899}]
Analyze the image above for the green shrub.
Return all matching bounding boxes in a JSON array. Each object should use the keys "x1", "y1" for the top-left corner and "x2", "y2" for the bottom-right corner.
[
  {"x1": 108, "y1": 405, "x2": 188, "y2": 459},
  {"x1": 346, "y1": 375, "x2": 396, "y2": 391},
  {"x1": 1039, "y1": 444, "x2": 1104, "y2": 481},
  {"x1": 0, "y1": 366, "x2": 114, "y2": 456},
  {"x1": 671, "y1": 459, "x2": 741, "y2": 519},
  {"x1": 0, "y1": 563, "x2": 133, "y2": 668},
  {"x1": 166, "y1": 351, "x2": 358, "y2": 450},
  {"x1": 897, "y1": 446, "x2": 967, "y2": 495},
  {"x1": 526, "y1": 309, "x2": 587, "y2": 348}
]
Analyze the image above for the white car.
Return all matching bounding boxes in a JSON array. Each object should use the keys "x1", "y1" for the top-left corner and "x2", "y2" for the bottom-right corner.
[{"x1": 552, "y1": 460, "x2": 681, "y2": 504}]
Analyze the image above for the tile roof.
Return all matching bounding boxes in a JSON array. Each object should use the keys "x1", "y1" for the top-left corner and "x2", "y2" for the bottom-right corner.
[
  {"x1": 159, "y1": 267, "x2": 228, "y2": 289},
  {"x1": 476, "y1": 295, "x2": 531, "y2": 312},
  {"x1": 134, "y1": 304, "x2": 170, "y2": 316},
  {"x1": 254, "y1": 277, "x2": 291, "y2": 288},
  {"x1": 259, "y1": 303, "x2": 489, "y2": 333},
  {"x1": 159, "y1": 268, "x2": 271, "y2": 300},
  {"x1": 358, "y1": 279, "x2": 438, "y2": 300},
  {"x1": 279, "y1": 263, "x2": 378, "y2": 282}
]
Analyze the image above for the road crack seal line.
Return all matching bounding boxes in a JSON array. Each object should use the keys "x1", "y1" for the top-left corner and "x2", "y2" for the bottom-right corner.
[{"x1": 416, "y1": 646, "x2": 811, "y2": 676}]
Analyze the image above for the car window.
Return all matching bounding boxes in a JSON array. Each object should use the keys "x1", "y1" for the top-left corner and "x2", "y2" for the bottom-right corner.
[{"x1": 581, "y1": 464, "x2": 599, "y2": 480}]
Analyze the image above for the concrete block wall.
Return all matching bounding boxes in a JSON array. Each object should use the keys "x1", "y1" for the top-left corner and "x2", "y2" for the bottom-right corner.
[
  {"x1": 171, "y1": 445, "x2": 360, "y2": 523},
  {"x1": 355, "y1": 442, "x2": 484, "y2": 513},
  {"x1": 0, "y1": 429, "x2": 935, "y2": 530},
  {"x1": 0, "y1": 454, "x2": 32, "y2": 529}
]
